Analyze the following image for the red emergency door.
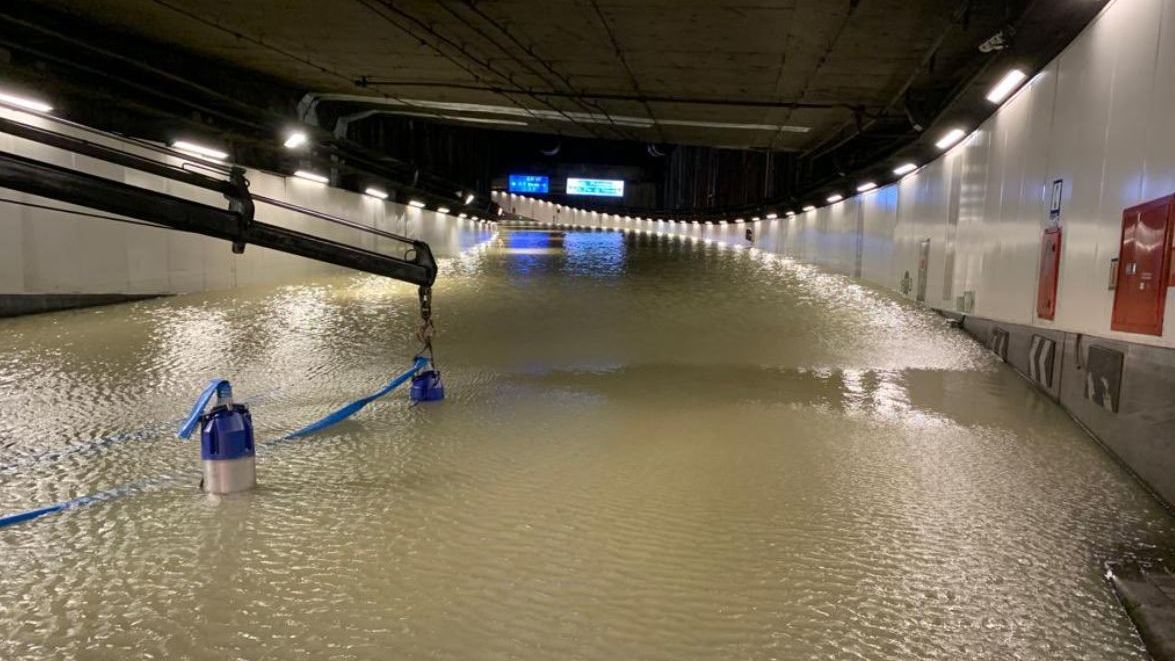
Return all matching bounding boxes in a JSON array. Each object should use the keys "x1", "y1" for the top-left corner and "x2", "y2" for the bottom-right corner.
[
  {"x1": 1036, "y1": 227, "x2": 1062, "y2": 320},
  {"x1": 1111, "y1": 195, "x2": 1175, "y2": 336}
]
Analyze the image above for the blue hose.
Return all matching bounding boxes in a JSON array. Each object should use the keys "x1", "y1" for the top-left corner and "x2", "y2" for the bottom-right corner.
[
  {"x1": 176, "y1": 379, "x2": 231, "y2": 440},
  {"x1": 0, "y1": 357, "x2": 430, "y2": 529},
  {"x1": 0, "y1": 474, "x2": 178, "y2": 529},
  {"x1": 283, "y1": 356, "x2": 429, "y2": 439}
]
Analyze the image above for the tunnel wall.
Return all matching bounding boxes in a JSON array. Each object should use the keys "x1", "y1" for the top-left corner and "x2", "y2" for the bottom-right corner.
[
  {"x1": 504, "y1": 0, "x2": 1175, "y2": 348},
  {"x1": 0, "y1": 107, "x2": 491, "y2": 315},
  {"x1": 498, "y1": 0, "x2": 1175, "y2": 506}
]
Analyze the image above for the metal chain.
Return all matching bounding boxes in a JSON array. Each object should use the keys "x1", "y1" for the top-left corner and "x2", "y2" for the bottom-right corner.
[{"x1": 416, "y1": 285, "x2": 436, "y2": 363}]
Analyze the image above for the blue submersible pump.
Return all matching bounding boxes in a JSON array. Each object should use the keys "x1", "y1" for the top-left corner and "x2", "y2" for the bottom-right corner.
[{"x1": 177, "y1": 379, "x2": 256, "y2": 494}]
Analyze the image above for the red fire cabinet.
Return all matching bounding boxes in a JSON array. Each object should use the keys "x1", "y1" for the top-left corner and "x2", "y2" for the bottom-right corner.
[
  {"x1": 1111, "y1": 194, "x2": 1175, "y2": 336},
  {"x1": 1036, "y1": 227, "x2": 1062, "y2": 320}
]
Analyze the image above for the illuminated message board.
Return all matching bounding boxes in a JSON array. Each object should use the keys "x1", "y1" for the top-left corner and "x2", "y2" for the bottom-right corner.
[
  {"x1": 566, "y1": 177, "x2": 624, "y2": 198},
  {"x1": 508, "y1": 174, "x2": 550, "y2": 194}
]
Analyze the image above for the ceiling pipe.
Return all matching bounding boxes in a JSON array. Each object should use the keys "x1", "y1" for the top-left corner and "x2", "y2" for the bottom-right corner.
[{"x1": 350, "y1": 80, "x2": 879, "y2": 112}]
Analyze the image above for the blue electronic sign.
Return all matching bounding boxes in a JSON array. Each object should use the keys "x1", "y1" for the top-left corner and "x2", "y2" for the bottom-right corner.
[{"x1": 508, "y1": 174, "x2": 550, "y2": 194}]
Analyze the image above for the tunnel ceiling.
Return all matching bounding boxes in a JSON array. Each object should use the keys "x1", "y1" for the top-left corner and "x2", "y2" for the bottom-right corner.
[
  {"x1": 3, "y1": 0, "x2": 1109, "y2": 214},
  {"x1": 24, "y1": 0, "x2": 1065, "y2": 152}
]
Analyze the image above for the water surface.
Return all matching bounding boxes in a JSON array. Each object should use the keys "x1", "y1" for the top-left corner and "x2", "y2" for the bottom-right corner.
[{"x1": 1, "y1": 229, "x2": 1170, "y2": 660}]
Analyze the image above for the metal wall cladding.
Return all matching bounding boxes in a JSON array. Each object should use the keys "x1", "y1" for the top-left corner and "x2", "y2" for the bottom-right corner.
[
  {"x1": 1028, "y1": 334, "x2": 1058, "y2": 388},
  {"x1": 1085, "y1": 345, "x2": 1125, "y2": 413}
]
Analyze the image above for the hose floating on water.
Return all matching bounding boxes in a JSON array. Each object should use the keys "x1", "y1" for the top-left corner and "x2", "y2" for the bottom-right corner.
[
  {"x1": 0, "y1": 358, "x2": 431, "y2": 529},
  {"x1": 283, "y1": 356, "x2": 429, "y2": 439},
  {"x1": 0, "y1": 474, "x2": 181, "y2": 529}
]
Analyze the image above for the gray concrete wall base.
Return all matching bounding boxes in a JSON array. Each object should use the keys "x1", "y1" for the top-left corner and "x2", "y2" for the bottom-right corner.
[
  {"x1": 958, "y1": 314, "x2": 1175, "y2": 510},
  {"x1": 0, "y1": 293, "x2": 165, "y2": 318},
  {"x1": 1109, "y1": 562, "x2": 1175, "y2": 661}
]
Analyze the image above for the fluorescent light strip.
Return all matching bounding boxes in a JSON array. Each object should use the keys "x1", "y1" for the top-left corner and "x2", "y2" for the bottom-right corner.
[
  {"x1": 0, "y1": 91, "x2": 52, "y2": 113},
  {"x1": 935, "y1": 128, "x2": 966, "y2": 150},
  {"x1": 827, "y1": 194, "x2": 843, "y2": 203},
  {"x1": 765, "y1": 213, "x2": 778, "y2": 219},
  {"x1": 464, "y1": 193, "x2": 475, "y2": 204},
  {"x1": 857, "y1": 182, "x2": 877, "y2": 192},
  {"x1": 986, "y1": 69, "x2": 1028, "y2": 104},
  {"x1": 294, "y1": 170, "x2": 328, "y2": 183},
  {"x1": 802, "y1": 205, "x2": 815, "y2": 212},
  {"x1": 172, "y1": 140, "x2": 228, "y2": 161},
  {"x1": 893, "y1": 162, "x2": 918, "y2": 176},
  {"x1": 364, "y1": 187, "x2": 388, "y2": 199},
  {"x1": 437, "y1": 206, "x2": 451, "y2": 214},
  {"x1": 409, "y1": 199, "x2": 426, "y2": 208},
  {"x1": 785, "y1": 211, "x2": 796, "y2": 217},
  {"x1": 284, "y1": 131, "x2": 308, "y2": 149}
]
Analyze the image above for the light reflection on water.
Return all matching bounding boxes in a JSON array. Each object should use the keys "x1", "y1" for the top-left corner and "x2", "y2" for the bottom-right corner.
[{"x1": 0, "y1": 229, "x2": 1171, "y2": 660}]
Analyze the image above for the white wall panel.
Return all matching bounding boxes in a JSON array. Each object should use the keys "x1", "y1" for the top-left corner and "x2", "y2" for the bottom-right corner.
[
  {"x1": 0, "y1": 109, "x2": 491, "y2": 300},
  {"x1": 858, "y1": 185, "x2": 897, "y2": 287},
  {"x1": 1049, "y1": 0, "x2": 1162, "y2": 335},
  {"x1": 1143, "y1": 0, "x2": 1175, "y2": 200},
  {"x1": 971, "y1": 65, "x2": 1055, "y2": 324}
]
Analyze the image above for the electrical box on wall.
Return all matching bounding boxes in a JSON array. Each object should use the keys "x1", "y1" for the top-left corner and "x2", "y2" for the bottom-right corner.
[
  {"x1": 1111, "y1": 194, "x2": 1175, "y2": 336},
  {"x1": 1036, "y1": 227, "x2": 1062, "y2": 320}
]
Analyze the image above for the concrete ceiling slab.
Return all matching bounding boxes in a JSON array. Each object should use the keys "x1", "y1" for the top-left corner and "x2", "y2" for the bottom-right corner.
[{"x1": 28, "y1": 0, "x2": 994, "y2": 150}]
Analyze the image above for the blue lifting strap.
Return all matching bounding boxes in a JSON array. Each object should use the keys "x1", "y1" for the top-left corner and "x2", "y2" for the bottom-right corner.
[{"x1": 284, "y1": 356, "x2": 430, "y2": 440}]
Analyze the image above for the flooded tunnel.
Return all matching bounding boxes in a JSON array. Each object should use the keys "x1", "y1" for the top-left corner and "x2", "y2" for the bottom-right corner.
[{"x1": 2, "y1": 1, "x2": 1175, "y2": 659}]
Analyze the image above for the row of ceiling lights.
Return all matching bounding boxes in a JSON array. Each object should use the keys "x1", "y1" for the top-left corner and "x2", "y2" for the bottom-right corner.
[
  {"x1": 182, "y1": 133, "x2": 486, "y2": 219},
  {"x1": 801, "y1": 69, "x2": 1029, "y2": 213},
  {"x1": 496, "y1": 191, "x2": 766, "y2": 225},
  {"x1": 0, "y1": 66, "x2": 1029, "y2": 223},
  {"x1": 0, "y1": 85, "x2": 494, "y2": 222},
  {"x1": 500, "y1": 68, "x2": 1031, "y2": 224}
]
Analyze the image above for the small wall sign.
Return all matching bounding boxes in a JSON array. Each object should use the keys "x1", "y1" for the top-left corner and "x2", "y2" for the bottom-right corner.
[{"x1": 1049, "y1": 178, "x2": 1063, "y2": 225}]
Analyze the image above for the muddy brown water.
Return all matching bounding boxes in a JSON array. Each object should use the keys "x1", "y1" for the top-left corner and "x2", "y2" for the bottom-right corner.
[{"x1": 1, "y1": 229, "x2": 1171, "y2": 660}]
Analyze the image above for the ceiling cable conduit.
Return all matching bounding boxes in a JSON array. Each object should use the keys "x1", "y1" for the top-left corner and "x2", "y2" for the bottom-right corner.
[
  {"x1": 587, "y1": 0, "x2": 663, "y2": 144},
  {"x1": 436, "y1": 1, "x2": 634, "y2": 142},
  {"x1": 458, "y1": 0, "x2": 632, "y2": 140},
  {"x1": 352, "y1": 0, "x2": 608, "y2": 141},
  {"x1": 801, "y1": 0, "x2": 973, "y2": 161}
]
